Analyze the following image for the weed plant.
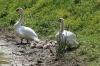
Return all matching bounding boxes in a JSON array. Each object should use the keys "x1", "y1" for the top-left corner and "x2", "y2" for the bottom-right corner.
[{"x1": 56, "y1": 24, "x2": 67, "y2": 57}]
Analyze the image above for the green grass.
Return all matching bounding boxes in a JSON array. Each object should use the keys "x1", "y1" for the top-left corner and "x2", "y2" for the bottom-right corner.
[{"x1": 0, "y1": 0, "x2": 100, "y2": 65}]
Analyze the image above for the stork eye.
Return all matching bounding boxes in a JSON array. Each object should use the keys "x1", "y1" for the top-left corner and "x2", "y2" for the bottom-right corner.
[
  {"x1": 58, "y1": 19, "x2": 61, "y2": 22},
  {"x1": 16, "y1": 9, "x2": 19, "y2": 12}
]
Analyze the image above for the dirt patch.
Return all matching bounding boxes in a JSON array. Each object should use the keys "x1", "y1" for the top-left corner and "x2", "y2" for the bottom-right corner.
[{"x1": 0, "y1": 26, "x2": 87, "y2": 66}]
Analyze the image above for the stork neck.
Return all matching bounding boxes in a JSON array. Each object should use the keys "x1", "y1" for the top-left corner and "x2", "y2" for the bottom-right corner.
[
  {"x1": 18, "y1": 11, "x2": 24, "y2": 25},
  {"x1": 60, "y1": 21, "x2": 64, "y2": 33},
  {"x1": 14, "y1": 10, "x2": 24, "y2": 29}
]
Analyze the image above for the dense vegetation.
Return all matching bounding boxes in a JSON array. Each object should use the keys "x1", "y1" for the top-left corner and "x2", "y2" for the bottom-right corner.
[{"x1": 0, "y1": 0, "x2": 100, "y2": 65}]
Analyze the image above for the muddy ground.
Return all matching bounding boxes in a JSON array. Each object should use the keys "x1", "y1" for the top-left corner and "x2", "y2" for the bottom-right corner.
[{"x1": 0, "y1": 26, "x2": 87, "y2": 66}]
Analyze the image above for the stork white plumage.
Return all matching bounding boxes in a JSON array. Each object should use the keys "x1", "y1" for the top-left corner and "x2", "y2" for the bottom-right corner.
[
  {"x1": 55, "y1": 18, "x2": 78, "y2": 48},
  {"x1": 14, "y1": 7, "x2": 39, "y2": 44}
]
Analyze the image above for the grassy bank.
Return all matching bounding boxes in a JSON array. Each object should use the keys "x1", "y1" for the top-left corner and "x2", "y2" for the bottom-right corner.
[{"x1": 0, "y1": 0, "x2": 100, "y2": 65}]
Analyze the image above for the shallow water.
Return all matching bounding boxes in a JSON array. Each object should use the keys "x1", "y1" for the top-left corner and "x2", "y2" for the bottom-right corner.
[
  {"x1": 0, "y1": 40, "x2": 24, "y2": 66},
  {"x1": 0, "y1": 40, "x2": 12, "y2": 66}
]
